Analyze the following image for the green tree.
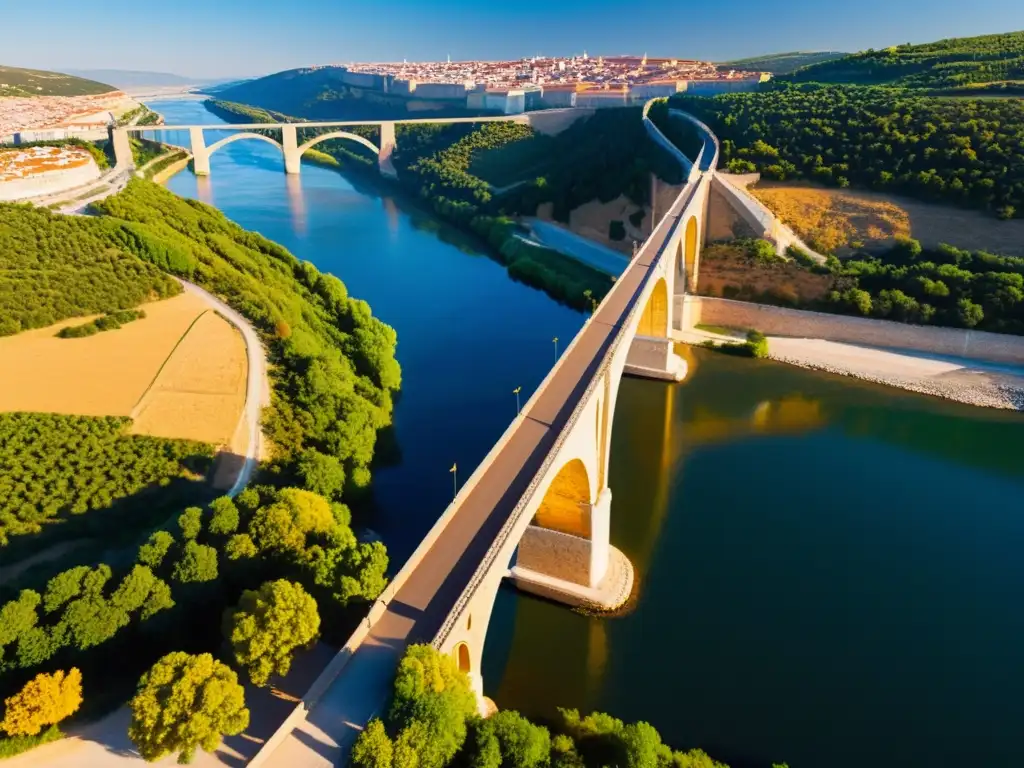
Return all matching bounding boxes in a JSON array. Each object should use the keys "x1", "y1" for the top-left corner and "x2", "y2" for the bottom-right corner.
[
  {"x1": 489, "y1": 710, "x2": 551, "y2": 768},
  {"x1": 42, "y1": 567, "x2": 91, "y2": 614},
  {"x1": 208, "y1": 497, "x2": 240, "y2": 536},
  {"x1": 128, "y1": 652, "x2": 249, "y2": 764},
  {"x1": 138, "y1": 531, "x2": 176, "y2": 569},
  {"x1": 297, "y1": 449, "x2": 347, "y2": 499},
  {"x1": 225, "y1": 534, "x2": 258, "y2": 560},
  {"x1": 351, "y1": 718, "x2": 394, "y2": 768},
  {"x1": 178, "y1": 507, "x2": 203, "y2": 540},
  {"x1": 223, "y1": 580, "x2": 320, "y2": 686},
  {"x1": 172, "y1": 541, "x2": 219, "y2": 584},
  {"x1": 388, "y1": 645, "x2": 478, "y2": 768},
  {"x1": 248, "y1": 488, "x2": 336, "y2": 556},
  {"x1": 957, "y1": 298, "x2": 985, "y2": 327}
]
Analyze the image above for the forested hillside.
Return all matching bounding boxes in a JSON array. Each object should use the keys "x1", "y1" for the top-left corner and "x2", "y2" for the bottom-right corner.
[
  {"x1": 0, "y1": 205, "x2": 181, "y2": 336},
  {"x1": 0, "y1": 183, "x2": 399, "y2": 752},
  {"x1": 674, "y1": 85, "x2": 1024, "y2": 219},
  {"x1": 0, "y1": 65, "x2": 115, "y2": 97},
  {"x1": 721, "y1": 51, "x2": 847, "y2": 75},
  {"x1": 788, "y1": 30, "x2": 1024, "y2": 90},
  {"x1": 212, "y1": 66, "x2": 482, "y2": 120}
]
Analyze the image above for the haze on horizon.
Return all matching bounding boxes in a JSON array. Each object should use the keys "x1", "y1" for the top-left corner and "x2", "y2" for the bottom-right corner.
[{"x1": 2, "y1": 0, "x2": 1023, "y2": 80}]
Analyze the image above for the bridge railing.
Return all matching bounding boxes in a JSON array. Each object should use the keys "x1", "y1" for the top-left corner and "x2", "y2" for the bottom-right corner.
[{"x1": 433, "y1": 171, "x2": 710, "y2": 650}]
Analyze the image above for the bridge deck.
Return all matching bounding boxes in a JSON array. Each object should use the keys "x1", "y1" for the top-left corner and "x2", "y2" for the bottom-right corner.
[{"x1": 265, "y1": 179, "x2": 698, "y2": 767}]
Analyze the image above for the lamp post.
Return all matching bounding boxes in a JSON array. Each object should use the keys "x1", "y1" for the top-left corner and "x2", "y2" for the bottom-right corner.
[
  {"x1": 553, "y1": 336, "x2": 559, "y2": 360},
  {"x1": 513, "y1": 386, "x2": 522, "y2": 415},
  {"x1": 449, "y1": 462, "x2": 458, "y2": 500}
]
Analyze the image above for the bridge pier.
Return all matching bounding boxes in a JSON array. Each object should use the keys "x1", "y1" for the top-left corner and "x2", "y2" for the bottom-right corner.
[
  {"x1": 281, "y1": 125, "x2": 301, "y2": 175},
  {"x1": 378, "y1": 121, "x2": 397, "y2": 178},
  {"x1": 189, "y1": 127, "x2": 210, "y2": 176},
  {"x1": 624, "y1": 336, "x2": 687, "y2": 381}
]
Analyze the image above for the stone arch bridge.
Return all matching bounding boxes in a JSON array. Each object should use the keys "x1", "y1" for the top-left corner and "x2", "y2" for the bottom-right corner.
[
  {"x1": 249, "y1": 106, "x2": 721, "y2": 767},
  {"x1": 118, "y1": 109, "x2": 591, "y2": 179}
]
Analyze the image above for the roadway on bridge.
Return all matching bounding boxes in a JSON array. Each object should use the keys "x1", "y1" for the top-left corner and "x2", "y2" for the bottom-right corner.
[{"x1": 265, "y1": 179, "x2": 699, "y2": 767}]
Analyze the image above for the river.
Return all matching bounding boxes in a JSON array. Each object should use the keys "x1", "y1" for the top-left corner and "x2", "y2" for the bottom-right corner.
[{"x1": 146, "y1": 99, "x2": 1024, "y2": 768}]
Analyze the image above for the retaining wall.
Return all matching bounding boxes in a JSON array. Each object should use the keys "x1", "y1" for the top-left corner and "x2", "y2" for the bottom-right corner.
[
  {"x1": 0, "y1": 161, "x2": 100, "y2": 201},
  {"x1": 712, "y1": 173, "x2": 827, "y2": 261},
  {"x1": 679, "y1": 295, "x2": 1024, "y2": 365}
]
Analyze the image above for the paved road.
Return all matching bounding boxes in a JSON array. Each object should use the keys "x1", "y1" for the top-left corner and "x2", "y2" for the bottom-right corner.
[{"x1": 264, "y1": 178, "x2": 701, "y2": 767}]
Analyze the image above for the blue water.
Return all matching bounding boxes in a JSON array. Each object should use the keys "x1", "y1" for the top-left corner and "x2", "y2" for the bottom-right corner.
[{"x1": 147, "y1": 99, "x2": 1024, "y2": 768}]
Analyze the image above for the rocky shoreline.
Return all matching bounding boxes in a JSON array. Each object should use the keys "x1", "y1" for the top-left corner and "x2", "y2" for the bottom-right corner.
[{"x1": 770, "y1": 353, "x2": 1024, "y2": 411}]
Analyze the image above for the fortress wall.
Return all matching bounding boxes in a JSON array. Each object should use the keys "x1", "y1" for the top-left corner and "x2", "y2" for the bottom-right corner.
[
  {"x1": 679, "y1": 295, "x2": 1024, "y2": 365},
  {"x1": 0, "y1": 160, "x2": 100, "y2": 201}
]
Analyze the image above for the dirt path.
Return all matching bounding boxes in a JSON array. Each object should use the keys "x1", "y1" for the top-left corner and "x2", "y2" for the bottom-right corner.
[{"x1": 178, "y1": 280, "x2": 270, "y2": 496}]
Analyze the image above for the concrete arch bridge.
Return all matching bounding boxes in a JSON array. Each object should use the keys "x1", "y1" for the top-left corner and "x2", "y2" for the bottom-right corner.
[
  {"x1": 251, "y1": 105, "x2": 721, "y2": 767},
  {"x1": 119, "y1": 109, "x2": 591, "y2": 179}
]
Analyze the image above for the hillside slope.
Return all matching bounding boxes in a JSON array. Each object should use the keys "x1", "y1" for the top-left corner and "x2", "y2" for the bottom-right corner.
[
  {"x1": 0, "y1": 65, "x2": 115, "y2": 96},
  {"x1": 214, "y1": 66, "x2": 484, "y2": 120},
  {"x1": 720, "y1": 51, "x2": 847, "y2": 75},
  {"x1": 789, "y1": 30, "x2": 1024, "y2": 89}
]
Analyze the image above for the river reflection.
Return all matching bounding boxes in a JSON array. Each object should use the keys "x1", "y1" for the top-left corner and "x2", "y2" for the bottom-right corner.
[{"x1": 486, "y1": 347, "x2": 1024, "y2": 768}]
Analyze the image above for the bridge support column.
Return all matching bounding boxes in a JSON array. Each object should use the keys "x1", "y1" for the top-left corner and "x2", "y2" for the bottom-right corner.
[
  {"x1": 378, "y1": 122, "x2": 397, "y2": 178},
  {"x1": 624, "y1": 336, "x2": 687, "y2": 381},
  {"x1": 189, "y1": 127, "x2": 210, "y2": 176},
  {"x1": 281, "y1": 125, "x2": 301, "y2": 175},
  {"x1": 511, "y1": 488, "x2": 632, "y2": 611}
]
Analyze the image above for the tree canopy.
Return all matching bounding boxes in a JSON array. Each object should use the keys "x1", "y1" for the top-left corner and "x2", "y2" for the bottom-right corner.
[
  {"x1": 128, "y1": 651, "x2": 249, "y2": 764},
  {"x1": 673, "y1": 85, "x2": 1024, "y2": 220},
  {"x1": 223, "y1": 579, "x2": 320, "y2": 686},
  {"x1": 0, "y1": 668, "x2": 81, "y2": 737}
]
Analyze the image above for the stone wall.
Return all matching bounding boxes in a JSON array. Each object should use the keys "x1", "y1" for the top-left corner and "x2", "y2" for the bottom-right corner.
[
  {"x1": 679, "y1": 295, "x2": 1024, "y2": 365},
  {"x1": 0, "y1": 160, "x2": 100, "y2": 201},
  {"x1": 516, "y1": 526, "x2": 592, "y2": 586}
]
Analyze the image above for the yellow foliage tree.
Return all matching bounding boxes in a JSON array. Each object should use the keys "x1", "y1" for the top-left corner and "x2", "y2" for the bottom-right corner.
[{"x1": 1, "y1": 668, "x2": 83, "y2": 736}]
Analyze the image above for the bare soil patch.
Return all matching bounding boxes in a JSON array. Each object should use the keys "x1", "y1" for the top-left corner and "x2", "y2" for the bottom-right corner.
[
  {"x1": 750, "y1": 181, "x2": 1024, "y2": 257},
  {"x1": 698, "y1": 243, "x2": 833, "y2": 304}
]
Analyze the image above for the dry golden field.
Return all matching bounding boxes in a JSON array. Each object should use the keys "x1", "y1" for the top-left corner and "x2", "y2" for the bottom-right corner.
[
  {"x1": 750, "y1": 181, "x2": 1024, "y2": 257},
  {"x1": 131, "y1": 310, "x2": 247, "y2": 445},
  {"x1": 0, "y1": 292, "x2": 248, "y2": 447}
]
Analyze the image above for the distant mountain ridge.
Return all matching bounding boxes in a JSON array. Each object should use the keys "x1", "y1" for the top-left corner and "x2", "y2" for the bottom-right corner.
[
  {"x1": 64, "y1": 69, "x2": 220, "y2": 89},
  {"x1": 720, "y1": 51, "x2": 848, "y2": 75},
  {"x1": 0, "y1": 65, "x2": 115, "y2": 97}
]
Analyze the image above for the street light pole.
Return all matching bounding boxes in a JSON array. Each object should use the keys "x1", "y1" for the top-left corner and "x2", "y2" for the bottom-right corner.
[
  {"x1": 449, "y1": 462, "x2": 458, "y2": 500},
  {"x1": 513, "y1": 386, "x2": 522, "y2": 415},
  {"x1": 553, "y1": 336, "x2": 559, "y2": 360}
]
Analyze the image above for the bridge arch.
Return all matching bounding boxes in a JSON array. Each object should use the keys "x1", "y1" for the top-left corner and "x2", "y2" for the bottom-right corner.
[
  {"x1": 684, "y1": 216, "x2": 699, "y2": 292},
  {"x1": 637, "y1": 277, "x2": 669, "y2": 338},
  {"x1": 532, "y1": 457, "x2": 593, "y2": 539},
  {"x1": 206, "y1": 132, "x2": 284, "y2": 158},
  {"x1": 298, "y1": 130, "x2": 380, "y2": 157}
]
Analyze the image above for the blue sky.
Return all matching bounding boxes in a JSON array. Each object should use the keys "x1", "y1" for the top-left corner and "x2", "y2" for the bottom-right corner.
[{"x1": 4, "y1": 0, "x2": 1024, "y2": 78}]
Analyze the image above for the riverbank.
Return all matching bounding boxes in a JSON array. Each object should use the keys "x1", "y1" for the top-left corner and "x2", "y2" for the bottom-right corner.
[{"x1": 679, "y1": 326, "x2": 1024, "y2": 410}]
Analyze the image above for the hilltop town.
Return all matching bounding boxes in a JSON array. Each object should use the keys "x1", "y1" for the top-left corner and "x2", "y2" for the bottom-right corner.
[{"x1": 304, "y1": 53, "x2": 767, "y2": 111}]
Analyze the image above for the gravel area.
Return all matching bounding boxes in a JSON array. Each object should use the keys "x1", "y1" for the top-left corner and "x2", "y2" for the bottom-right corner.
[{"x1": 767, "y1": 337, "x2": 1024, "y2": 411}]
